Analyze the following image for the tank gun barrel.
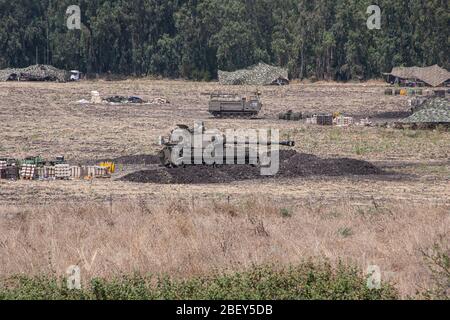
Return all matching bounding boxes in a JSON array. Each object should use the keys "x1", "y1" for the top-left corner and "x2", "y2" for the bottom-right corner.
[{"x1": 226, "y1": 140, "x2": 295, "y2": 147}]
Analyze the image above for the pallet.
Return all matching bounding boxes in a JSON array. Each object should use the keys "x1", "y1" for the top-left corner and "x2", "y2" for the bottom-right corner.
[
  {"x1": 20, "y1": 164, "x2": 37, "y2": 180},
  {"x1": 0, "y1": 166, "x2": 19, "y2": 180},
  {"x1": 335, "y1": 116, "x2": 354, "y2": 127},
  {"x1": 85, "y1": 166, "x2": 109, "y2": 178},
  {"x1": 316, "y1": 114, "x2": 334, "y2": 126},
  {"x1": 70, "y1": 166, "x2": 82, "y2": 179},
  {"x1": 55, "y1": 164, "x2": 71, "y2": 180},
  {"x1": 35, "y1": 166, "x2": 57, "y2": 180}
]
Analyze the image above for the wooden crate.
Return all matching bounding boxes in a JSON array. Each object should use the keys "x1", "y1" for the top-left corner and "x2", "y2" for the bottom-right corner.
[
  {"x1": 55, "y1": 164, "x2": 71, "y2": 180},
  {"x1": 316, "y1": 114, "x2": 333, "y2": 126},
  {"x1": 35, "y1": 166, "x2": 56, "y2": 179},
  {"x1": 36, "y1": 167, "x2": 45, "y2": 179},
  {"x1": 85, "y1": 166, "x2": 109, "y2": 178},
  {"x1": 306, "y1": 117, "x2": 317, "y2": 125},
  {"x1": 45, "y1": 166, "x2": 56, "y2": 179},
  {"x1": 96, "y1": 167, "x2": 108, "y2": 177},
  {"x1": 70, "y1": 166, "x2": 82, "y2": 179},
  {"x1": 1, "y1": 167, "x2": 19, "y2": 180},
  {"x1": 20, "y1": 164, "x2": 36, "y2": 180},
  {"x1": 335, "y1": 116, "x2": 354, "y2": 127}
]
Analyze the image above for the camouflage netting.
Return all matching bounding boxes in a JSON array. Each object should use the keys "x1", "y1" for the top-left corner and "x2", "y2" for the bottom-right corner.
[
  {"x1": 384, "y1": 65, "x2": 450, "y2": 87},
  {"x1": 0, "y1": 64, "x2": 69, "y2": 82},
  {"x1": 402, "y1": 97, "x2": 450, "y2": 124},
  {"x1": 218, "y1": 63, "x2": 289, "y2": 85}
]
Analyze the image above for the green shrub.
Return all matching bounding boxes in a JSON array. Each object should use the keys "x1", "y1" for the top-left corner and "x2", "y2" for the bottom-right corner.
[
  {"x1": 0, "y1": 262, "x2": 398, "y2": 300},
  {"x1": 280, "y1": 208, "x2": 292, "y2": 218},
  {"x1": 420, "y1": 236, "x2": 450, "y2": 300},
  {"x1": 338, "y1": 227, "x2": 353, "y2": 238}
]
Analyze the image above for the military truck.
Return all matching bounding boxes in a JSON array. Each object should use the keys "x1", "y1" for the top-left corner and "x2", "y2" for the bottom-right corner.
[
  {"x1": 208, "y1": 92, "x2": 262, "y2": 118},
  {"x1": 158, "y1": 122, "x2": 295, "y2": 167}
]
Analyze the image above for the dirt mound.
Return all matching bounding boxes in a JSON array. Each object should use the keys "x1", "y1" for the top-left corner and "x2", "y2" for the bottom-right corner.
[
  {"x1": 120, "y1": 151, "x2": 382, "y2": 184},
  {"x1": 280, "y1": 152, "x2": 381, "y2": 176}
]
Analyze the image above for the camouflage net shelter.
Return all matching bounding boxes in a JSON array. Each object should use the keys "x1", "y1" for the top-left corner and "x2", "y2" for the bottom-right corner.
[
  {"x1": 218, "y1": 63, "x2": 289, "y2": 85},
  {"x1": 402, "y1": 97, "x2": 450, "y2": 124},
  {"x1": 383, "y1": 65, "x2": 450, "y2": 87},
  {"x1": 0, "y1": 64, "x2": 69, "y2": 82}
]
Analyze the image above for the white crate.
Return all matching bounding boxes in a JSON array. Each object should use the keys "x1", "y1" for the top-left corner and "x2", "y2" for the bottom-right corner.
[
  {"x1": 306, "y1": 117, "x2": 317, "y2": 125},
  {"x1": 36, "y1": 167, "x2": 45, "y2": 179},
  {"x1": 70, "y1": 166, "x2": 82, "y2": 179},
  {"x1": 55, "y1": 164, "x2": 71, "y2": 179},
  {"x1": 20, "y1": 164, "x2": 36, "y2": 180},
  {"x1": 35, "y1": 166, "x2": 56, "y2": 179},
  {"x1": 85, "y1": 166, "x2": 108, "y2": 178},
  {"x1": 45, "y1": 166, "x2": 56, "y2": 178},
  {"x1": 335, "y1": 116, "x2": 354, "y2": 127}
]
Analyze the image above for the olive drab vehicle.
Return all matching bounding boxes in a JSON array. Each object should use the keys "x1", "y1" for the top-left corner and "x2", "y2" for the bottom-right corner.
[
  {"x1": 158, "y1": 122, "x2": 295, "y2": 167},
  {"x1": 208, "y1": 91, "x2": 262, "y2": 118}
]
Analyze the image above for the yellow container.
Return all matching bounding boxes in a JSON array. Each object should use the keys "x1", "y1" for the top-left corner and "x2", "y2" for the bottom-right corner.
[
  {"x1": 99, "y1": 162, "x2": 115, "y2": 174},
  {"x1": 399, "y1": 89, "x2": 407, "y2": 96}
]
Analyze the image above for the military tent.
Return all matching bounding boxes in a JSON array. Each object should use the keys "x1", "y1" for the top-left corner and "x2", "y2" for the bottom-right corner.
[
  {"x1": 218, "y1": 63, "x2": 289, "y2": 85},
  {"x1": 383, "y1": 65, "x2": 450, "y2": 87}
]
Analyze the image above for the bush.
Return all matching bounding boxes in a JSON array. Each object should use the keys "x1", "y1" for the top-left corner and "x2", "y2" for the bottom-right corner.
[
  {"x1": 0, "y1": 262, "x2": 398, "y2": 300},
  {"x1": 420, "y1": 236, "x2": 450, "y2": 300}
]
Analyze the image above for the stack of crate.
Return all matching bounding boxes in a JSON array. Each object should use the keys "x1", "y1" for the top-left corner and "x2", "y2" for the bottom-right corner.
[
  {"x1": 0, "y1": 161, "x2": 7, "y2": 179},
  {"x1": 316, "y1": 114, "x2": 334, "y2": 126},
  {"x1": 306, "y1": 116, "x2": 317, "y2": 125},
  {"x1": 85, "y1": 166, "x2": 108, "y2": 178},
  {"x1": 96, "y1": 166, "x2": 108, "y2": 177},
  {"x1": 335, "y1": 116, "x2": 354, "y2": 127},
  {"x1": 99, "y1": 162, "x2": 116, "y2": 174},
  {"x1": 55, "y1": 164, "x2": 71, "y2": 180},
  {"x1": 1, "y1": 166, "x2": 19, "y2": 180},
  {"x1": 36, "y1": 167, "x2": 45, "y2": 179},
  {"x1": 70, "y1": 166, "x2": 82, "y2": 179},
  {"x1": 35, "y1": 166, "x2": 57, "y2": 180},
  {"x1": 45, "y1": 166, "x2": 56, "y2": 179},
  {"x1": 20, "y1": 164, "x2": 37, "y2": 180}
]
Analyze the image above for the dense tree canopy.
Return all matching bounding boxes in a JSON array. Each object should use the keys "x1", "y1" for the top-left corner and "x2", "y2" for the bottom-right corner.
[{"x1": 0, "y1": 0, "x2": 448, "y2": 80}]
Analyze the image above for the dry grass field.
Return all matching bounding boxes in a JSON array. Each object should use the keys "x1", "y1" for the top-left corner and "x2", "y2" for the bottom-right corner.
[{"x1": 0, "y1": 79, "x2": 449, "y2": 298}]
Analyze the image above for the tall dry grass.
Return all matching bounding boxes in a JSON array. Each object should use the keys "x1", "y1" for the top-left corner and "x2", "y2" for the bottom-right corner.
[{"x1": 0, "y1": 197, "x2": 448, "y2": 298}]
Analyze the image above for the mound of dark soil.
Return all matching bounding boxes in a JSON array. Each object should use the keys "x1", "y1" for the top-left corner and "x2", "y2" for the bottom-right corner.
[
  {"x1": 280, "y1": 152, "x2": 381, "y2": 176},
  {"x1": 120, "y1": 151, "x2": 382, "y2": 184}
]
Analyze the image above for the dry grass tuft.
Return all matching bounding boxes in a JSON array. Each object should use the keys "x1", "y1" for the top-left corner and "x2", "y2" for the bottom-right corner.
[{"x1": 0, "y1": 198, "x2": 448, "y2": 298}]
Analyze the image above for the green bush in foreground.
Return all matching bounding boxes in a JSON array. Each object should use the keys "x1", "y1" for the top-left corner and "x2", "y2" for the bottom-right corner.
[{"x1": 0, "y1": 262, "x2": 398, "y2": 300}]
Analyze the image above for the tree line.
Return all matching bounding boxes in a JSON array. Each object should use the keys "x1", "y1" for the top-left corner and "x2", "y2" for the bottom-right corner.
[{"x1": 0, "y1": 0, "x2": 448, "y2": 81}]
